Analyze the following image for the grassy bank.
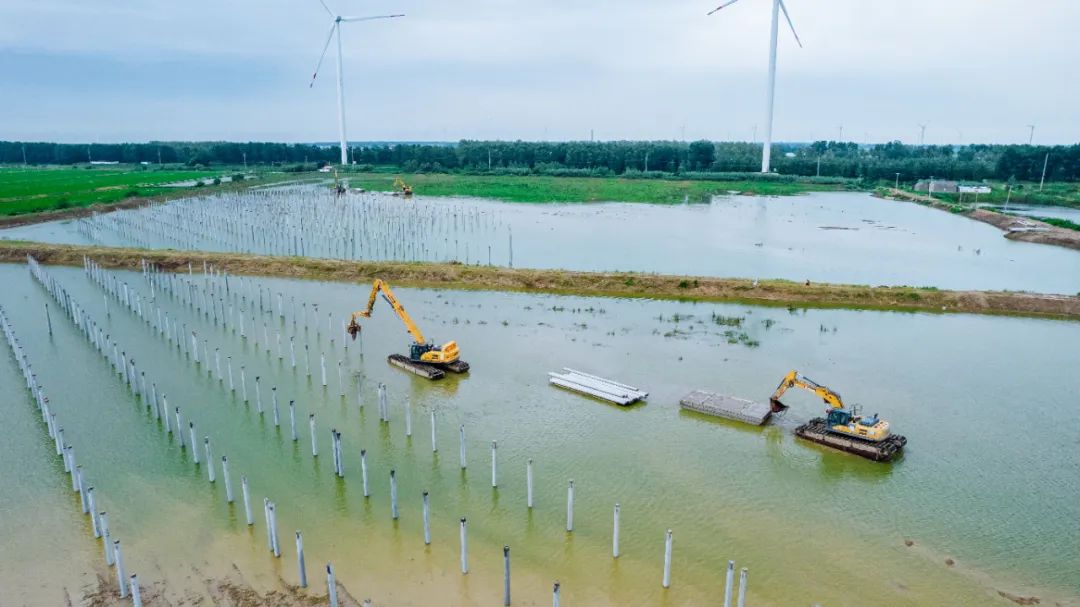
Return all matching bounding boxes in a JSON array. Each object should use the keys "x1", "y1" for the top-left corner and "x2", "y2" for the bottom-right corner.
[
  {"x1": 0, "y1": 165, "x2": 242, "y2": 216},
  {"x1": 0, "y1": 169, "x2": 316, "y2": 229},
  {"x1": 344, "y1": 172, "x2": 848, "y2": 203},
  {"x1": 1022, "y1": 216, "x2": 1080, "y2": 231},
  {"x1": 4, "y1": 241, "x2": 1078, "y2": 319}
]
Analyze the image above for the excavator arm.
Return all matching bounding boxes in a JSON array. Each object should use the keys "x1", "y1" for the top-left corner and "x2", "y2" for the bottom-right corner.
[
  {"x1": 770, "y1": 370, "x2": 845, "y2": 410},
  {"x1": 346, "y1": 279, "x2": 426, "y2": 344}
]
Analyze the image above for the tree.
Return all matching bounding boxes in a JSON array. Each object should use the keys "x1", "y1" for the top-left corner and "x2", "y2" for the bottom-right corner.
[{"x1": 687, "y1": 140, "x2": 715, "y2": 170}]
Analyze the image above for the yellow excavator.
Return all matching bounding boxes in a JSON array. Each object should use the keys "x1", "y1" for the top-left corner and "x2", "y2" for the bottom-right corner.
[
  {"x1": 770, "y1": 370, "x2": 892, "y2": 442},
  {"x1": 346, "y1": 279, "x2": 468, "y2": 380},
  {"x1": 392, "y1": 177, "x2": 413, "y2": 197}
]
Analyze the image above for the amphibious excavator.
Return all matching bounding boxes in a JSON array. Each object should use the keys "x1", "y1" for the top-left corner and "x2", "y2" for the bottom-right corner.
[
  {"x1": 392, "y1": 177, "x2": 413, "y2": 197},
  {"x1": 346, "y1": 279, "x2": 468, "y2": 380},
  {"x1": 770, "y1": 370, "x2": 906, "y2": 461}
]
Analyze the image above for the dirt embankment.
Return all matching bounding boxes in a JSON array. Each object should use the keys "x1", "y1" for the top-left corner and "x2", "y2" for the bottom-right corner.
[
  {"x1": 880, "y1": 188, "x2": 1080, "y2": 252},
  {"x1": 3, "y1": 241, "x2": 1079, "y2": 319}
]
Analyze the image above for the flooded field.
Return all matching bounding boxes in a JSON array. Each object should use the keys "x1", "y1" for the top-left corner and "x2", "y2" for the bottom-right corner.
[
  {"x1": 4, "y1": 188, "x2": 1079, "y2": 294},
  {"x1": 2, "y1": 261, "x2": 1078, "y2": 606}
]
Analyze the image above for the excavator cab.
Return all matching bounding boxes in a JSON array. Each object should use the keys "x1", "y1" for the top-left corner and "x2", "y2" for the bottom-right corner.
[
  {"x1": 826, "y1": 409, "x2": 853, "y2": 427},
  {"x1": 410, "y1": 340, "x2": 460, "y2": 364}
]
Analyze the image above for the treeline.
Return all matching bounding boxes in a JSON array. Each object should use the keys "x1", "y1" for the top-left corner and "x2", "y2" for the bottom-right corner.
[
  {"x1": 2, "y1": 139, "x2": 1078, "y2": 182},
  {"x1": 0, "y1": 141, "x2": 338, "y2": 166}
]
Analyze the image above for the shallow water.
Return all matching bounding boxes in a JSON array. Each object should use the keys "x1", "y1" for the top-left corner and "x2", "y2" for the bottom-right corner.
[
  {"x1": 2, "y1": 262, "x2": 1078, "y2": 606},
  {"x1": 4, "y1": 189, "x2": 1079, "y2": 294},
  {"x1": 983, "y1": 204, "x2": 1080, "y2": 222}
]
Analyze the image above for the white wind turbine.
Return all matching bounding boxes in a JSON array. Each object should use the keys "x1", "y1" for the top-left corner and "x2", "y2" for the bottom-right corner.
[
  {"x1": 708, "y1": 0, "x2": 802, "y2": 173},
  {"x1": 310, "y1": 1, "x2": 403, "y2": 166}
]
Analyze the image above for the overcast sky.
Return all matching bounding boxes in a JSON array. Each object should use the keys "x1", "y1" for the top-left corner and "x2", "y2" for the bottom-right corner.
[{"x1": 1, "y1": 0, "x2": 1077, "y2": 145}]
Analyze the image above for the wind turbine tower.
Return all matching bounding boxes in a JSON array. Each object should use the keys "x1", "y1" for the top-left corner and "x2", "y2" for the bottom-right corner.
[
  {"x1": 1027, "y1": 124, "x2": 1036, "y2": 145},
  {"x1": 709, "y1": 0, "x2": 802, "y2": 173},
  {"x1": 309, "y1": 1, "x2": 403, "y2": 166}
]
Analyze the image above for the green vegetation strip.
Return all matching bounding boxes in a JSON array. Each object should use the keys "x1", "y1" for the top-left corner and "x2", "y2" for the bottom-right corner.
[
  {"x1": 3, "y1": 241, "x2": 1077, "y2": 319},
  {"x1": 0, "y1": 166, "x2": 237, "y2": 215},
  {"x1": 1028, "y1": 216, "x2": 1080, "y2": 232},
  {"x1": 346, "y1": 172, "x2": 842, "y2": 203}
]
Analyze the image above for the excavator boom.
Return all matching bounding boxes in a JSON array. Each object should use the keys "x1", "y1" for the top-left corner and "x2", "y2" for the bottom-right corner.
[
  {"x1": 347, "y1": 279, "x2": 425, "y2": 344},
  {"x1": 771, "y1": 370, "x2": 844, "y2": 410}
]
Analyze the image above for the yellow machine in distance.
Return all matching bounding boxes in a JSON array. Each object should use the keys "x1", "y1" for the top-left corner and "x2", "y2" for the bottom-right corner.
[
  {"x1": 770, "y1": 370, "x2": 892, "y2": 442},
  {"x1": 346, "y1": 279, "x2": 468, "y2": 379},
  {"x1": 393, "y1": 177, "x2": 413, "y2": 197}
]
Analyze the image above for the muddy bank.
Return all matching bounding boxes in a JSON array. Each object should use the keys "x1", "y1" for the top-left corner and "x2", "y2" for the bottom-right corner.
[
  {"x1": 3, "y1": 241, "x2": 1078, "y2": 319},
  {"x1": 880, "y1": 188, "x2": 1080, "y2": 252},
  {"x1": 970, "y1": 208, "x2": 1080, "y2": 250}
]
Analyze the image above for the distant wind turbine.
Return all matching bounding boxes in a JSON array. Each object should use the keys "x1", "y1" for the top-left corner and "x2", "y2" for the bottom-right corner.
[
  {"x1": 917, "y1": 123, "x2": 927, "y2": 146},
  {"x1": 309, "y1": 1, "x2": 403, "y2": 166},
  {"x1": 708, "y1": 0, "x2": 802, "y2": 173},
  {"x1": 1026, "y1": 124, "x2": 1035, "y2": 145}
]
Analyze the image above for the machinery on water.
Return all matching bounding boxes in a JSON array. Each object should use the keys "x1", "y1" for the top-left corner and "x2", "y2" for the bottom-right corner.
[
  {"x1": 770, "y1": 370, "x2": 907, "y2": 462},
  {"x1": 332, "y1": 170, "x2": 347, "y2": 196},
  {"x1": 392, "y1": 177, "x2": 413, "y2": 197},
  {"x1": 346, "y1": 279, "x2": 468, "y2": 380}
]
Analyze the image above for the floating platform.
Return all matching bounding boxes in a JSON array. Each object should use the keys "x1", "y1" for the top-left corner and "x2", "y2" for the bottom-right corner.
[
  {"x1": 679, "y1": 390, "x2": 772, "y2": 425},
  {"x1": 387, "y1": 354, "x2": 470, "y2": 381},
  {"x1": 794, "y1": 418, "x2": 907, "y2": 462},
  {"x1": 548, "y1": 368, "x2": 648, "y2": 406}
]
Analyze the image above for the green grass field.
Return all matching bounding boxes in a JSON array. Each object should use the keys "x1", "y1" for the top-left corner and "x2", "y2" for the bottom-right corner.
[
  {"x1": 0, "y1": 165, "x2": 226, "y2": 215},
  {"x1": 343, "y1": 172, "x2": 845, "y2": 203}
]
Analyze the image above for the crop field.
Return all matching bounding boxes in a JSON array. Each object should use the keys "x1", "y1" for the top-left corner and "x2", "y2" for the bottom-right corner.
[{"x1": 0, "y1": 165, "x2": 225, "y2": 215}]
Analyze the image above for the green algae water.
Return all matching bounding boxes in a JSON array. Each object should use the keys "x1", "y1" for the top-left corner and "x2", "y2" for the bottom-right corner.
[{"x1": 1, "y1": 262, "x2": 1078, "y2": 606}]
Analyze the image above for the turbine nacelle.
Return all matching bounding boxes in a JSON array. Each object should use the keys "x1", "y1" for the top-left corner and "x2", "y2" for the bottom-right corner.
[{"x1": 708, "y1": 0, "x2": 802, "y2": 48}]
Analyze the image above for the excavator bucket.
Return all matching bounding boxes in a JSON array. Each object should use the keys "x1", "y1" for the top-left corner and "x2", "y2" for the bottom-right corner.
[{"x1": 346, "y1": 317, "x2": 362, "y2": 340}]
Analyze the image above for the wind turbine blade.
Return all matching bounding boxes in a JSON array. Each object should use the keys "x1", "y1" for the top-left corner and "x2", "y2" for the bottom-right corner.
[
  {"x1": 707, "y1": 0, "x2": 743, "y2": 16},
  {"x1": 778, "y1": 0, "x2": 803, "y2": 48},
  {"x1": 339, "y1": 14, "x2": 405, "y2": 23},
  {"x1": 309, "y1": 22, "x2": 336, "y2": 88},
  {"x1": 317, "y1": 0, "x2": 335, "y2": 18}
]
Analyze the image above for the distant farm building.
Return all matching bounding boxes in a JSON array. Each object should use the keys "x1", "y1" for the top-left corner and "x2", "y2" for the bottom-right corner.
[{"x1": 914, "y1": 179, "x2": 958, "y2": 193}]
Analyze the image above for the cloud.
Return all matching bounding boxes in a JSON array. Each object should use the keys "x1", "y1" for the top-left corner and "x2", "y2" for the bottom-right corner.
[{"x1": 1, "y1": 0, "x2": 1076, "y2": 143}]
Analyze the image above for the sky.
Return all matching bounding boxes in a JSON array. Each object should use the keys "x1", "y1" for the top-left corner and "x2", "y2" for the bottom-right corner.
[{"x1": 1, "y1": 0, "x2": 1077, "y2": 145}]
